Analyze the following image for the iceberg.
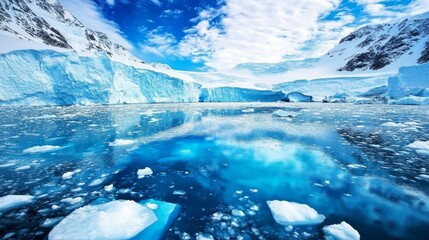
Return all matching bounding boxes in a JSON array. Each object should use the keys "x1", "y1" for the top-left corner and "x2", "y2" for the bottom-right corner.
[
  {"x1": 266, "y1": 200, "x2": 325, "y2": 226},
  {"x1": 0, "y1": 195, "x2": 35, "y2": 213},
  {"x1": 323, "y1": 221, "x2": 360, "y2": 240},
  {"x1": 387, "y1": 63, "x2": 429, "y2": 101},
  {"x1": 285, "y1": 91, "x2": 312, "y2": 102}
]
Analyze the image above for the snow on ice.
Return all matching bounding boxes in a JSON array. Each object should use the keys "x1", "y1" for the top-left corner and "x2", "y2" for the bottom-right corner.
[
  {"x1": 48, "y1": 200, "x2": 158, "y2": 240},
  {"x1": 266, "y1": 200, "x2": 325, "y2": 226},
  {"x1": 137, "y1": 167, "x2": 153, "y2": 179},
  {"x1": 0, "y1": 195, "x2": 35, "y2": 212},
  {"x1": 23, "y1": 145, "x2": 61, "y2": 153},
  {"x1": 323, "y1": 221, "x2": 360, "y2": 240}
]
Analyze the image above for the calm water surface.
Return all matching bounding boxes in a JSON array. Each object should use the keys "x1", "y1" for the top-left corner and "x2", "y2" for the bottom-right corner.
[{"x1": 0, "y1": 103, "x2": 428, "y2": 240}]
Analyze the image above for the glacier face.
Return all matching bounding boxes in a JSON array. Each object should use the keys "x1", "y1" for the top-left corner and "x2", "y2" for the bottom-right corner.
[
  {"x1": 0, "y1": 50, "x2": 287, "y2": 105},
  {"x1": 199, "y1": 87, "x2": 286, "y2": 102},
  {"x1": 387, "y1": 63, "x2": 429, "y2": 100},
  {"x1": 0, "y1": 50, "x2": 201, "y2": 105}
]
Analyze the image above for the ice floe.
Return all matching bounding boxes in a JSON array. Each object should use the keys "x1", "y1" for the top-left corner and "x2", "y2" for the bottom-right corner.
[
  {"x1": 267, "y1": 200, "x2": 325, "y2": 226},
  {"x1": 109, "y1": 139, "x2": 137, "y2": 146},
  {"x1": 23, "y1": 145, "x2": 61, "y2": 153},
  {"x1": 407, "y1": 140, "x2": 429, "y2": 155},
  {"x1": 49, "y1": 200, "x2": 158, "y2": 240},
  {"x1": 137, "y1": 167, "x2": 153, "y2": 179},
  {"x1": 323, "y1": 221, "x2": 360, "y2": 240},
  {"x1": 0, "y1": 195, "x2": 34, "y2": 212}
]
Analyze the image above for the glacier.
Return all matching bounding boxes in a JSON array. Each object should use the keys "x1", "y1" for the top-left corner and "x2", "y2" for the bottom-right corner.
[{"x1": 0, "y1": 50, "x2": 288, "y2": 105}]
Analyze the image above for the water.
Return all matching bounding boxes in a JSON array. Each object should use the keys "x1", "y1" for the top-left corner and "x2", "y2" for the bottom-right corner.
[{"x1": 0, "y1": 103, "x2": 428, "y2": 240}]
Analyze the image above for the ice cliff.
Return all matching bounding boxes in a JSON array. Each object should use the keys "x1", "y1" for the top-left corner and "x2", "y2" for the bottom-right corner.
[{"x1": 0, "y1": 50, "x2": 285, "y2": 105}]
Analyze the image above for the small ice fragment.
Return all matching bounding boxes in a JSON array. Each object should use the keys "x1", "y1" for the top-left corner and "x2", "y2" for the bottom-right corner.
[
  {"x1": 52, "y1": 205, "x2": 60, "y2": 210},
  {"x1": 104, "y1": 184, "x2": 114, "y2": 192},
  {"x1": 285, "y1": 225, "x2": 293, "y2": 232},
  {"x1": 407, "y1": 140, "x2": 429, "y2": 155},
  {"x1": 109, "y1": 139, "x2": 137, "y2": 147},
  {"x1": 212, "y1": 212, "x2": 223, "y2": 221},
  {"x1": 323, "y1": 221, "x2": 360, "y2": 240},
  {"x1": 173, "y1": 190, "x2": 186, "y2": 195},
  {"x1": 250, "y1": 188, "x2": 258, "y2": 193},
  {"x1": 62, "y1": 172, "x2": 74, "y2": 179},
  {"x1": 381, "y1": 122, "x2": 406, "y2": 127},
  {"x1": 235, "y1": 190, "x2": 243, "y2": 194},
  {"x1": 250, "y1": 205, "x2": 260, "y2": 211},
  {"x1": 0, "y1": 195, "x2": 34, "y2": 212},
  {"x1": 273, "y1": 110, "x2": 297, "y2": 118},
  {"x1": 41, "y1": 217, "x2": 63, "y2": 228},
  {"x1": 417, "y1": 174, "x2": 429, "y2": 180},
  {"x1": 89, "y1": 178, "x2": 104, "y2": 186},
  {"x1": 232, "y1": 209, "x2": 245, "y2": 217},
  {"x1": 137, "y1": 167, "x2": 153, "y2": 179},
  {"x1": 23, "y1": 145, "x2": 61, "y2": 153},
  {"x1": 347, "y1": 164, "x2": 367, "y2": 169},
  {"x1": 197, "y1": 233, "x2": 215, "y2": 240},
  {"x1": 267, "y1": 200, "x2": 325, "y2": 226},
  {"x1": 241, "y1": 108, "x2": 255, "y2": 113},
  {"x1": 0, "y1": 162, "x2": 16, "y2": 168},
  {"x1": 48, "y1": 200, "x2": 157, "y2": 240},
  {"x1": 15, "y1": 165, "x2": 31, "y2": 171},
  {"x1": 60, "y1": 197, "x2": 83, "y2": 205}
]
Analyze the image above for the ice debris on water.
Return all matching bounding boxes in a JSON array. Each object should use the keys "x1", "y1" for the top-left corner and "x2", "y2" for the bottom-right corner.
[
  {"x1": 0, "y1": 195, "x2": 35, "y2": 212},
  {"x1": 23, "y1": 145, "x2": 61, "y2": 153},
  {"x1": 109, "y1": 139, "x2": 137, "y2": 146},
  {"x1": 137, "y1": 167, "x2": 153, "y2": 179},
  {"x1": 323, "y1": 221, "x2": 360, "y2": 240},
  {"x1": 406, "y1": 140, "x2": 429, "y2": 155},
  {"x1": 267, "y1": 200, "x2": 325, "y2": 226}
]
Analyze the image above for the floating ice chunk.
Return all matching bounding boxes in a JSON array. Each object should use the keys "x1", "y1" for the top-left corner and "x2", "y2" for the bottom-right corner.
[
  {"x1": 266, "y1": 200, "x2": 325, "y2": 226},
  {"x1": 89, "y1": 178, "x2": 105, "y2": 186},
  {"x1": 197, "y1": 233, "x2": 215, "y2": 240},
  {"x1": 173, "y1": 190, "x2": 186, "y2": 195},
  {"x1": 323, "y1": 221, "x2": 360, "y2": 240},
  {"x1": 232, "y1": 209, "x2": 245, "y2": 217},
  {"x1": 41, "y1": 217, "x2": 64, "y2": 228},
  {"x1": 347, "y1": 164, "x2": 367, "y2": 169},
  {"x1": 23, "y1": 145, "x2": 61, "y2": 153},
  {"x1": 49, "y1": 200, "x2": 158, "y2": 240},
  {"x1": 137, "y1": 167, "x2": 153, "y2": 179},
  {"x1": 417, "y1": 174, "x2": 429, "y2": 181},
  {"x1": 104, "y1": 184, "x2": 114, "y2": 192},
  {"x1": 15, "y1": 165, "x2": 31, "y2": 171},
  {"x1": 381, "y1": 122, "x2": 406, "y2": 127},
  {"x1": 62, "y1": 171, "x2": 74, "y2": 179},
  {"x1": 273, "y1": 110, "x2": 297, "y2": 118},
  {"x1": 60, "y1": 197, "x2": 84, "y2": 205},
  {"x1": 109, "y1": 139, "x2": 137, "y2": 146},
  {"x1": 241, "y1": 108, "x2": 255, "y2": 113},
  {"x1": 0, "y1": 195, "x2": 34, "y2": 212},
  {"x1": 407, "y1": 140, "x2": 429, "y2": 155},
  {"x1": 0, "y1": 161, "x2": 16, "y2": 168}
]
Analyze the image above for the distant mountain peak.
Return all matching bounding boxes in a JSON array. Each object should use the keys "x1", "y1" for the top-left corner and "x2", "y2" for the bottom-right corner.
[
  {"x1": 327, "y1": 11, "x2": 429, "y2": 72},
  {"x1": 0, "y1": 0, "x2": 140, "y2": 64}
]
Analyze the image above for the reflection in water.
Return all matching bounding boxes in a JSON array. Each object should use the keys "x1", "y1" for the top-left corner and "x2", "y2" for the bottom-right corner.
[{"x1": 0, "y1": 103, "x2": 428, "y2": 239}]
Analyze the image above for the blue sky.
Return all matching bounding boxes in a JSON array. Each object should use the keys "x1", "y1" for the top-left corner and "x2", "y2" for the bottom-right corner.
[{"x1": 61, "y1": 0, "x2": 429, "y2": 71}]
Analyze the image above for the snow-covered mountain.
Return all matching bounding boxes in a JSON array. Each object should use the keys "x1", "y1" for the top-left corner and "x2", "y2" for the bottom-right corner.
[
  {"x1": 0, "y1": 0, "x2": 139, "y2": 63},
  {"x1": 324, "y1": 12, "x2": 429, "y2": 72}
]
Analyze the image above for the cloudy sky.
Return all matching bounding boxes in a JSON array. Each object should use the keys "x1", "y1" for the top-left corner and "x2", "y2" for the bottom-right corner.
[{"x1": 60, "y1": 0, "x2": 429, "y2": 71}]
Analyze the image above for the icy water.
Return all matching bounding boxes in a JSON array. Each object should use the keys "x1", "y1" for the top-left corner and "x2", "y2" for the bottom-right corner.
[{"x1": 0, "y1": 103, "x2": 429, "y2": 240}]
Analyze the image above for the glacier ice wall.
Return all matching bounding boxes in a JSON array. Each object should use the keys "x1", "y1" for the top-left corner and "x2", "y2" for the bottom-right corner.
[
  {"x1": 199, "y1": 87, "x2": 286, "y2": 102},
  {"x1": 387, "y1": 63, "x2": 429, "y2": 99},
  {"x1": 0, "y1": 50, "x2": 201, "y2": 105},
  {"x1": 0, "y1": 50, "x2": 288, "y2": 105}
]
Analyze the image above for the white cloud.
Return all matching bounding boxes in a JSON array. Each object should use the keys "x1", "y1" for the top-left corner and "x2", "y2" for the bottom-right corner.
[
  {"x1": 160, "y1": 9, "x2": 183, "y2": 19},
  {"x1": 60, "y1": 0, "x2": 132, "y2": 49},
  {"x1": 176, "y1": 0, "x2": 348, "y2": 70},
  {"x1": 140, "y1": 27, "x2": 177, "y2": 56},
  {"x1": 149, "y1": 0, "x2": 162, "y2": 6}
]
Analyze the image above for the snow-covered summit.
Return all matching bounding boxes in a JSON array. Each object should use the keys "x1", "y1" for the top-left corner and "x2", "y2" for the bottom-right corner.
[
  {"x1": 324, "y1": 11, "x2": 429, "y2": 72},
  {"x1": 0, "y1": 0, "x2": 140, "y2": 64}
]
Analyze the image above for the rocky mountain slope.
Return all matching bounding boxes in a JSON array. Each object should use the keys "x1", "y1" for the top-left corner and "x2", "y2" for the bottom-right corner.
[
  {"x1": 0, "y1": 0, "x2": 139, "y2": 63},
  {"x1": 326, "y1": 12, "x2": 429, "y2": 72}
]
